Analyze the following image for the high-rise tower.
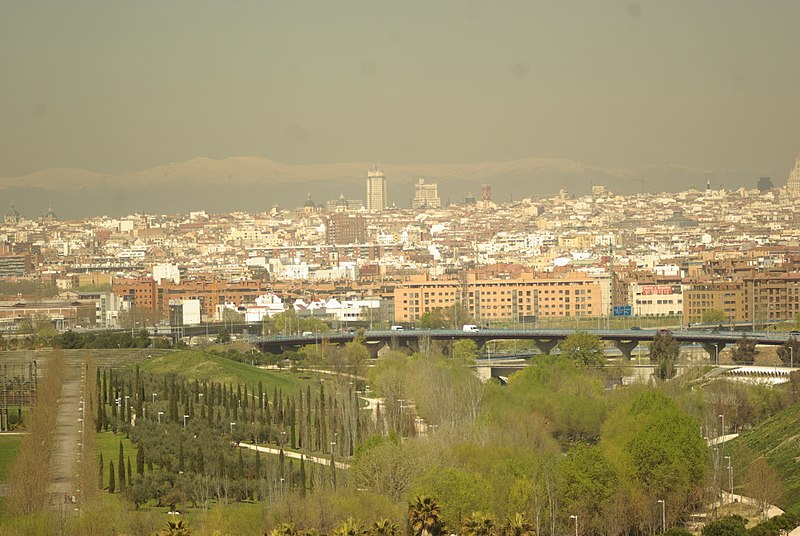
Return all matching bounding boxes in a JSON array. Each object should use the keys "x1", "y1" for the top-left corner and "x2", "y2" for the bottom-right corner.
[
  {"x1": 366, "y1": 167, "x2": 387, "y2": 211},
  {"x1": 787, "y1": 153, "x2": 800, "y2": 195}
]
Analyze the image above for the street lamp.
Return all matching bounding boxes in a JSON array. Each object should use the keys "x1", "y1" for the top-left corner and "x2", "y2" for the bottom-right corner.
[
  {"x1": 183, "y1": 414, "x2": 189, "y2": 428},
  {"x1": 157, "y1": 411, "x2": 164, "y2": 424},
  {"x1": 718, "y1": 414, "x2": 725, "y2": 436},
  {"x1": 657, "y1": 499, "x2": 666, "y2": 533},
  {"x1": 790, "y1": 346, "x2": 794, "y2": 369},
  {"x1": 152, "y1": 393, "x2": 157, "y2": 403},
  {"x1": 714, "y1": 343, "x2": 719, "y2": 365},
  {"x1": 569, "y1": 515, "x2": 578, "y2": 536},
  {"x1": 724, "y1": 455, "x2": 733, "y2": 496},
  {"x1": 230, "y1": 422, "x2": 236, "y2": 434}
]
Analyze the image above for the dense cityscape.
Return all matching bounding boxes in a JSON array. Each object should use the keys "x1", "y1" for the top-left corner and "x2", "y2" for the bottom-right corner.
[{"x1": 3, "y1": 157, "x2": 800, "y2": 333}]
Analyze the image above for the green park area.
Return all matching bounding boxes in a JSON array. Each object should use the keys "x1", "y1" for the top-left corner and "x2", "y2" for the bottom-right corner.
[{"x1": 0, "y1": 435, "x2": 21, "y2": 483}]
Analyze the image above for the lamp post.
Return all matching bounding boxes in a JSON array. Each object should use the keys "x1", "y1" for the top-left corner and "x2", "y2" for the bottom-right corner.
[
  {"x1": 230, "y1": 422, "x2": 236, "y2": 435},
  {"x1": 157, "y1": 411, "x2": 163, "y2": 424},
  {"x1": 183, "y1": 414, "x2": 189, "y2": 428},
  {"x1": 569, "y1": 515, "x2": 578, "y2": 536},
  {"x1": 790, "y1": 346, "x2": 794, "y2": 369},
  {"x1": 152, "y1": 393, "x2": 157, "y2": 403},
  {"x1": 724, "y1": 455, "x2": 733, "y2": 496},
  {"x1": 714, "y1": 343, "x2": 719, "y2": 365},
  {"x1": 718, "y1": 414, "x2": 725, "y2": 437},
  {"x1": 657, "y1": 499, "x2": 666, "y2": 533}
]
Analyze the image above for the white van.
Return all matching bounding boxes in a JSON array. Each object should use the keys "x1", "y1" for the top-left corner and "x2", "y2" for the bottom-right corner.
[
  {"x1": 390, "y1": 325, "x2": 404, "y2": 331},
  {"x1": 462, "y1": 324, "x2": 480, "y2": 332}
]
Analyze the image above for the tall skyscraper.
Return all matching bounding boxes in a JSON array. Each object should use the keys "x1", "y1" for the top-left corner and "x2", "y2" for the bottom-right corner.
[
  {"x1": 787, "y1": 153, "x2": 800, "y2": 195},
  {"x1": 366, "y1": 167, "x2": 387, "y2": 211}
]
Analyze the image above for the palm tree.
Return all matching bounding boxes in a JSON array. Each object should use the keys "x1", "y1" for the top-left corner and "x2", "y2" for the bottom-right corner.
[
  {"x1": 269, "y1": 523, "x2": 298, "y2": 536},
  {"x1": 409, "y1": 496, "x2": 446, "y2": 536},
  {"x1": 459, "y1": 512, "x2": 496, "y2": 536},
  {"x1": 370, "y1": 518, "x2": 398, "y2": 536},
  {"x1": 159, "y1": 520, "x2": 193, "y2": 536},
  {"x1": 332, "y1": 517, "x2": 366, "y2": 536},
  {"x1": 501, "y1": 513, "x2": 535, "y2": 536}
]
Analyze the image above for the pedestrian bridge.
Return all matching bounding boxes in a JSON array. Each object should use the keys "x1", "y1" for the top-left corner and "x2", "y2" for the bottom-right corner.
[{"x1": 253, "y1": 328, "x2": 792, "y2": 360}]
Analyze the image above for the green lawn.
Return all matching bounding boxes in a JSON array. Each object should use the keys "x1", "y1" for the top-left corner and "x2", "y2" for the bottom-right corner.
[
  {"x1": 134, "y1": 349, "x2": 306, "y2": 394},
  {"x1": 95, "y1": 431, "x2": 142, "y2": 490},
  {"x1": 0, "y1": 435, "x2": 21, "y2": 482},
  {"x1": 728, "y1": 400, "x2": 800, "y2": 515}
]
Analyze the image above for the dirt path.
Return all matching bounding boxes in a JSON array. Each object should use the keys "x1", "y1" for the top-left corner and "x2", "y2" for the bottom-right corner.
[{"x1": 48, "y1": 355, "x2": 85, "y2": 508}]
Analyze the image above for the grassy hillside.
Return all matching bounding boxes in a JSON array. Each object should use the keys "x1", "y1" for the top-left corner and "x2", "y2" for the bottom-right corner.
[
  {"x1": 133, "y1": 349, "x2": 305, "y2": 394},
  {"x1": 728, "y1": 400, "x2": 800, "y2": 515}
]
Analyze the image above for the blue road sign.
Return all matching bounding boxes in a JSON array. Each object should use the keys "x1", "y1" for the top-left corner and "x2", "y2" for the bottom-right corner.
[{"x1": 613, "y1": 305, "x2": 632, "y2": 317}]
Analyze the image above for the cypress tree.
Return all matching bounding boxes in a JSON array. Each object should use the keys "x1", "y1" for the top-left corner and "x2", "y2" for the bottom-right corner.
[
  {"x1": 96, "y1": 389, "x2": 103, "y2": 432},
  {"x1": 136, "y1": 444, "x2": 145, "y2": 476},
  {"x1": 108, "y1": 460, "x2": 115, "y2": 493},
  {"x1": 118, "y1": 441, "x2": 126, "y2": 491},
  {"x1": 178, "y1": 441, "x2": 184, "y2": 473},
  {"x1": 195, "y1": 445, "x2": 204, "y2": 475},
  {"x1": 299, "y1": 455, "x2": 307, "y2": 497},
  {"x1": 126, "y1": 456, "x2": 132, "y2": 485},
  {"x1": 99, "y1": 452, "x2": 104, "y2": 488}
]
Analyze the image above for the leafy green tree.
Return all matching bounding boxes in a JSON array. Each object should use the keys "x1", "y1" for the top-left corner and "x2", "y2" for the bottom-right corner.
[
  {"x1": 216, "y1": 328, "x2": 231, "y2": 344},
  {"x1": 604, "y1": 391, "x2": 709, "y2": 510},
  {"x1": 409, "y1": 496, "x2": 447, "y2": 536},
  {"x1": 701, "y1": 515, "x2": 747, "y2": 536},
  {"x1": 453, "y1": 339, "x2": 479, "y2": 363},
  {"x1": 732, "y1": 336, "x2": 758, "y2": 365},
  {"x1": 777, "y1": 336, "x2": 800, "y2": 367},
  {"x1": 420, "y1": 308, "x2": 448, "y2": 329},
  {"x1": 650, "y1": 331, "x2": 680, "y2": 379},
  {"x1": 419, "y1": 304, "x2": 473, "y2": 329},
  {"x1": 702, "y1": 309, "x2": 727, "y2": 324},
  {"x1": 559, "y1": 332, "x2": 605, "y2": 366},
  {"x1": 561, "y1": 446, "x2": 618, "y2": 535}
]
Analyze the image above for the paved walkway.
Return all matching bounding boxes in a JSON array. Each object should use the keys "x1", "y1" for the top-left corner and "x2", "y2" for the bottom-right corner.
[
  {"x1": 47, "y1": 355, "x2": 86, "y2": 507},
  {"x1": 237, "y1": 442, "x2": 350, "y2": 470}
]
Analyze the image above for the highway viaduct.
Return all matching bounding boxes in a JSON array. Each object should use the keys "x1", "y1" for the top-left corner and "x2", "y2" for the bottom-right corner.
[{"x1": 253, "y1": 328, "x2": 793, "y2": 361}]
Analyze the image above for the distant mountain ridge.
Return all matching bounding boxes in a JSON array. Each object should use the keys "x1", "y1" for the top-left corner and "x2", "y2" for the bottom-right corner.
[{"x1": 0, "y1": 155, "x2": 756, "y2": 219}]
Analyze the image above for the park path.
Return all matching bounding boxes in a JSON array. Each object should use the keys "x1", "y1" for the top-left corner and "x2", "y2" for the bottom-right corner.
[
  {"x1": 47, "y1": 354, "x2": 85, "y2": 507},
  {"x1": 237, "y1": 441, "x2": 350, "y2": 470}
]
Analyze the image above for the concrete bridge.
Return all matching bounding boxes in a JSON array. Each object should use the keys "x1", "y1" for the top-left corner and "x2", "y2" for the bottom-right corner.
[{"x1": 253, "y1": 328, "x2": 792, "y2": 361}]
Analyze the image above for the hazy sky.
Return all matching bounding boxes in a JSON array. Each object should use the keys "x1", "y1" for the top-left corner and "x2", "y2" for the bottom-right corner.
[{"x1": 1, "y1": 1, "x2": 799, "y2": 177}]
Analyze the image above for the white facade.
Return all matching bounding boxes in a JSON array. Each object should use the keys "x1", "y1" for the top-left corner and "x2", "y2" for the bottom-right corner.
[
  {"x1": 628, "y1": 283, "x2": 685, "y2": 317},
  {"x1": 244, "y1": 294, "x2": 287, "y2": 322},
  {"x1": 153, "y1": 263, "x2": 181, "y2": 284},
  {"x1": 412, "y1": 179, "x2": 441, "y2": 209},
  {"x1": 366, "y1": 167, "x2": 387, "y2": 211}
]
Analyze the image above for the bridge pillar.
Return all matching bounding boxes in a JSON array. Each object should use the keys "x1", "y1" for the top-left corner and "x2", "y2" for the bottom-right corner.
[
  {"x1": 613, "y1": 340, "x2": 640, "y2": 360},
  {"x1": 533, "y1": 339, "x2": 559, "y2": 355},
  {"x1": 405, "y1": 338, "x2": 420, "y2": 353},
  {"x1": 366, "y1": 341, "x2": 385, "y2": 359},
  {"x1": 702, "y1": 343, "x2": 726, "y2": 364}
]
